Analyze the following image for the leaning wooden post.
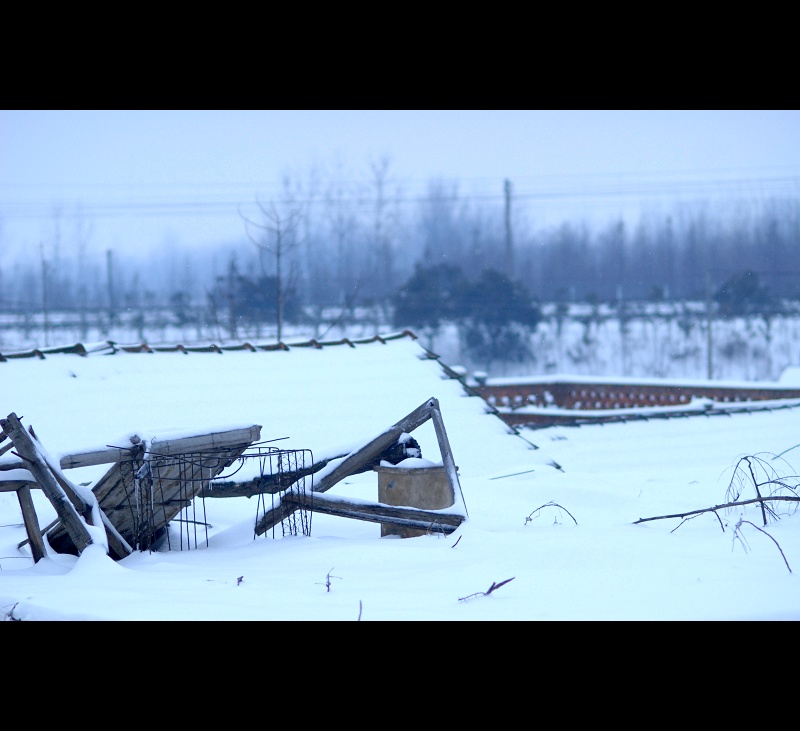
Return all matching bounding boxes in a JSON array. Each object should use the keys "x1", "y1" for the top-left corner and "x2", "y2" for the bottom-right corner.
[
  {"x1": 1, "y1": 413, "x2": 94, "y2": 555},
  {"x1": 16, "y1": 483, "x2": 47, "y2": 562},
  {"x1": 427, "y1": 398, "x2": 468, "y2": 518}
]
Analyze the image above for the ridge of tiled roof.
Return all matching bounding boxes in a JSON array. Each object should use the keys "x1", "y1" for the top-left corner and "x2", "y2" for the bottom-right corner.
[{"x1": 0, "y1": 330, "x2": 422, "y2": 361}]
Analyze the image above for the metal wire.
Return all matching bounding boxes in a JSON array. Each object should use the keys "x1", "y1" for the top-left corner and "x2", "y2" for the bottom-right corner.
[
  {"x1": 118, "y1": 444, "x2": 313, "y2": 552},
  {"x1": 250, "y1": 446, "x2": 314, "y2": 539}
]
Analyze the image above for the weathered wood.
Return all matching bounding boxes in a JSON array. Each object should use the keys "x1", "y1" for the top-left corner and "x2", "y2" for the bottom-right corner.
[
  {"x1": 0, "y1": 469, "x2": 131, "y2": 557},
  {"x1": 58, "y1": 444, "x2": 142, "y2": 470},
  {"x1": 18, "y1": 516, "x2": 60, "y2": 550},
  {"x1": 16, "y1": 484, "x2": 47, "y2": 562},
  {"x1": 0, "y1": 459, "x2": 28, "y2": 471},
  {"x1": 3, "y1": 442, "x2": 140, "y2": 472},
  {"x1": 254, "y1": 398, "x2": 438, "y2": 536},
  {"x1": 428, "y1": 398, "x2": 468, "y2": 517},
  {"x1": 0, "y1": 477, "x2": 38, "y2": 492},
  {"x1": 3, "y1": 426, "x2": 261, "y2": 472},
  {"x1": 46, "y1": 425, "x2": 261, "y2": 555},
  {"x1": 28, "y1": 426, "x2": 133, "y2": 559},
  {"x1": 313, "y1": 399, "x2": 435, "y2": 495},
  {"x1": 208, "y1": 439, "x2": 420, "y2": 498},
  {"x1": 283, "y1": 490, "x2": 464, "y2": 533},
  {"x1": 58, "y1": 426, "x2": 261, "y2": 469},
  {"x1": 1, "y1": 413, "x2": 94, "y2": 554},
  {"x1": 141, "y1": 427, "x2": 263, "y2": 458},
  {"x1": 208, "y1": 459, "x2": 332, "y2": 498}
]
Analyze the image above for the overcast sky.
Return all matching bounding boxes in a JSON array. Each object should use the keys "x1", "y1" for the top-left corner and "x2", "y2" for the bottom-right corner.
[{"x1": 2, "y1": 110, "x2": 799, "y2": 261}]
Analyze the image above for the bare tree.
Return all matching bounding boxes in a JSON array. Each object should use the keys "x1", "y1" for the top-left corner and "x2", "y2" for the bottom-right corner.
[
  {"x1": 366, "y1": 155, "x2": 401, "y2": 310},
  {"x1": 239, "y1": 197, "x2": 304, "y2": 341}
]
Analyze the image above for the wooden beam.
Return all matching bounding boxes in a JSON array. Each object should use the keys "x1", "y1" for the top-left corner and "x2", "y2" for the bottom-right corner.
[
  {"x1": 3, "y1": 426, "x2": 263, "y2": 472},
  {"x1": 313, "y1": 399, "x2": 435, "y2": 495},
  {"x1": 282, "y1": 490, "x2": 464, "y2": 533},
  {"x1": 16, "y1": 484, "x2": 47, "y2": 562},
  {"x1": 141, "y1": 426, "x2": 263, "y2": 457},
  {"x1": 58, "y1": 445, "x2": 141, "y2": 470},
  {"x1": 57, "y1": 425, "x2": 262, "y2": 469},
  {"x1": 208, "y1": 458, "x2": 332, "y2": 498},
  {"x1": 254, "y1": 398, "x2": 437, "y2": 536},
  {"x1": 207, "y1": 438, "x2": 421, "y2": 498},
  {"x1": 1, "y1": 413, "x2": 94, "y2": 554},
  {"x1": 428, "y1": 398, "x2": 468, "y2": 518},
  {"x1": 2, "y1": 459, "x2": 133, "y2": 558},
  {"x1": 0, "y1": 477, "x2": 38, "y2": 493}
]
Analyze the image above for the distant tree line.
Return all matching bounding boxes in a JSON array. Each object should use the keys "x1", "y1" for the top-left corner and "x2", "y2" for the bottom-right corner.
[{"x1": 2, "y1": 161, "x2": 799, "y2": 346}]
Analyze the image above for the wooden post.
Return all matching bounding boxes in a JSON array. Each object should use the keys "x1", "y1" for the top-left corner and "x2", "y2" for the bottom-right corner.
[
  {"x1": 426, "y1": 398, "x2": 468, "y2": 518},
  {"x1": 16, "y1": 484, "x2": 47, "y2": 562},
  {"x1": 1, "y1": 413, "x2": 95, "y2": 554}
]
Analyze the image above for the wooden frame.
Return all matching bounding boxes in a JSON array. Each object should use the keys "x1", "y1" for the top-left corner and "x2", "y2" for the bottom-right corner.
[
  {"x1": 2, "y1": 413, "x2": 261, "y2": 561},
  {"x1": 254, "y1": 397, "x2": 468, "y2": 537}
]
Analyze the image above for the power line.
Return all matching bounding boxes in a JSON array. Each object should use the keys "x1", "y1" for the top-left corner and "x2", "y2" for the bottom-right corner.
[{"x1": 1, "y1": 175, "x2": 798, "y2": 221}]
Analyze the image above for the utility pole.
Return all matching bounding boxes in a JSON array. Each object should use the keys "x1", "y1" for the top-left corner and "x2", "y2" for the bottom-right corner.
[
  {"x1": 705, "y1": 271, "x2": 713, "y2": 379},
  {"x1": 106, "y1": 249, "x2": 115, "y2": 329},
  {"x1": 40, "y1": 243, "x2": 49, "y2": 347},
  {"x1": 504, "y1": 179, "x2": 514, "y2": 278}
]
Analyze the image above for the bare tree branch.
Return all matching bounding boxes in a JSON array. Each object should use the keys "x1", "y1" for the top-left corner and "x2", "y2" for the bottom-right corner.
[
  {"x1": 635, "y1": 495, "x2": 800, "y2": 525},
  {"x1": 458, "y1": 577, "x2": 516, "y2": 602},
  {"x1": 525, "y1": 501, "x2": 578, "y2": 526},
  {"x1": 735, "y1": 517, "x2": 792, "y2": 574}
]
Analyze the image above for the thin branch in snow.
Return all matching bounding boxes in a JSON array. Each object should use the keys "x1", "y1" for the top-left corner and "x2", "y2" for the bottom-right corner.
[
  {"x1": 734, "y1": 517, "x2": 792, "y2": 574},
  {"x1": 525, "y1": 501, "x2": 578, "y2": 526},
  {"x1": 459, "y1": 577, "x2": 515, "y2": 602},
  {"x1": 318, "y1": 567, "x2": 342, "y2": 592}
]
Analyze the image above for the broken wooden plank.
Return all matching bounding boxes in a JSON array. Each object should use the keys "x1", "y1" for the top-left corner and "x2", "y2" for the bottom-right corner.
[
  {"x1": 282, "y1": 490, "x2": 464, "y2": 533},
  {"x1": 57, "y1": 442, "x2": 143, "y2": 470},
  {"x1": 140, "y1": 427, "x2": 263, "y2": 458},
  {"x1": 312, "y1": 399, "x2": 435, "y2": 495},
  {"x1": 30, "y1": 424, "x2": 134, "y2": 559},
  {"x1": 16, "y1": 484, "x2": 47, "y2": 562},
  {"x1": 58, "y1": 426, "x2": 261, "y2": 469},
  {"x1": 1, "y1": 413, "x2": 94, "y2": 554},
  {"x1": 0, "y1": 476, "x2": 38, "y2": 492},
  {"x1": 254, "y1": 397, "x2": 443, "y2": 536},
  {"x1": 428, "y1": 397, "x2": 468, "y2": 517},
  {"x1": 2, "y1": 457, "x2": 132, "y2": 558}
]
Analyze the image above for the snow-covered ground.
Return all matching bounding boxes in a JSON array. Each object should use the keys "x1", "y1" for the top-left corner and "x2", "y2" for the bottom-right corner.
[{"x1": 1, "y1": 332, "x2": 799, "y2": 621}]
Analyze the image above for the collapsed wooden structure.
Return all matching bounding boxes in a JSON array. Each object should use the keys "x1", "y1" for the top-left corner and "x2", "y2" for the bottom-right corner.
[
  {"x1": 0, "y1": 414, "x2": 261, "y2": 561},
  {"x1": 252, "y1": 397, "x2": 468, "y2": 538},
  {"x1": 0, "y1": 397, "x2": 468, "y2": 563}
]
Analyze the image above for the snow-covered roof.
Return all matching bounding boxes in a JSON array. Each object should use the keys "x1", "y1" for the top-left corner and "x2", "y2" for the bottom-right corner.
[{"x1": 0, "y1": 330, "x2": 557, "y2": 488}]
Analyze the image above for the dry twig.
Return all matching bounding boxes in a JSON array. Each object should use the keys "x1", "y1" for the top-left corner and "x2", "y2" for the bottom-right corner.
[
  {"x1": 458, "y1": 577, "x2": 515, "y2": 602},
  {"x1": 733, "y1": 517, "x2": 792, "y2": 574},
  {"x1": 525, "y1": 501, "x2": 578, "y2": 526}
]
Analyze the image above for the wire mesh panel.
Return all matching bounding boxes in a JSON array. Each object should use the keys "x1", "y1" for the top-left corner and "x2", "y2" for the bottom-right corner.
[
  {"x1": 249, "y1": 446, "x2": 314, "y2": 539},
  {"x1": 114, "y1": 444, "x2": 315, "y2": 551},
  {"x1": 118, "y1": 448, "x2": 238, "y2": 552}
]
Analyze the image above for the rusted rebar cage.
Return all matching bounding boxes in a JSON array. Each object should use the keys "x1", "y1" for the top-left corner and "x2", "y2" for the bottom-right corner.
[
  {"x1": 117, "y1": 444, "x2": 314, "y2": 551},
  {"x1": 249, "y1": 446, "x2": 314, "y2": 539}
]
